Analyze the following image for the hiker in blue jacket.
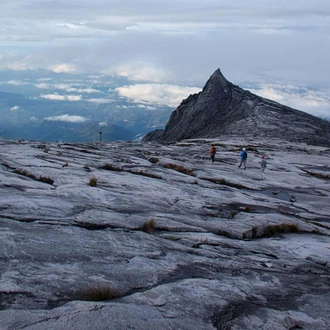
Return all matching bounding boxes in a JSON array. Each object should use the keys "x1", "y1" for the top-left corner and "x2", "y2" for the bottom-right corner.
[{"x1": 238, "y1": 148, "x2": 247, "y2": 169}]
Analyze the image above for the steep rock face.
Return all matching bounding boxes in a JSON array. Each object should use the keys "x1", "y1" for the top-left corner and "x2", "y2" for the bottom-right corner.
[{"x1": 143, "y1": 69, "x2": 330, "y2": 146}]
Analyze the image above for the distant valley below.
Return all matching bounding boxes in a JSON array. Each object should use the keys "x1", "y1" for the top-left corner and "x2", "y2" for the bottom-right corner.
[{"x1": 0, "y1": 71, "x2": 174, "y2": 142}]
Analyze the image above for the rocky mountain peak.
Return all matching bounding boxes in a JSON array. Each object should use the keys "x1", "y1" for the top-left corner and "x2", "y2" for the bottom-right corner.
[
  {"x1": 143, "y1": 69, "x2": 330, "y2": 146},
  {"x1": 204, "y1": 68, "x2": 230, "y2": 90}
]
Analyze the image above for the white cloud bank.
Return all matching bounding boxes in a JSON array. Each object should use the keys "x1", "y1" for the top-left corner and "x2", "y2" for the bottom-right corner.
[
  {"x1": 35, "y1": 83, "x2": 101, "y2": 94},
  {"x1": 248, "y1": 84, "x2": 330, "y2": 118},
  {"x1": 44, "y1": 115, "x2": 87, "y2": 123},
  {"x1": 86, "y1": 98, "x2": 114, "y2": 104},
  {"x1": 0, "y1": 0, "x2": 330, "y2": 116},
  {"x1": 115, "y1": 84, "x2": 201, "y2": 107},
  {"x1": 40, "y1": 94, "x2": 82, "y2": 101}
]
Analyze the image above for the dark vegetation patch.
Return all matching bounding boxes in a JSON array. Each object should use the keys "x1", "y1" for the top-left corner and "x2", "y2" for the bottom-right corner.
[
  {"x1": 100, "y1": 162, "x2": 162, "y2": 178},
  {"x1": 83, "y1": 164, "x2": 91, "y2": 172},
  {"x1": 74, "y1": 221, "x2": 117, "y2": 230},
  {"x1": 127, "y1": 170, "x2": 162, "y2": 179},
  {"x1": 89, "y1": 176, "x2": 98, "y2": 187},
  {"x1": 202, "y1": 177, "x2": 247, "y2": 189},
  {"x1": 243, "y1": 223, "x2": 299, "y2": 239},
  {"x1": 101, "y1": 163, "x2": 123, "y2": 171},
  {"x1": 14, "y1": 169, "x2": 37, "y2": 180},
  {"x1": 163, "y1": 163, "x2": 195, "y2": 176},
  {"x1": 39, "y1": 176, "x2": 54, "y2": 185},
  {"x1": 75, "y1": 284, "x2": 122, "y2": 302},
  {"x1": 141, "y1": 218, "x2": 157, "y2": 234},
  {"x1": 302, "y1": 170, "x2": 330, "y2": 180},
  {"x1": 148, "y1": 157, "x2": 160, "y2": 164},
  {"x1": 13, "y1": 169, "x2": 54, "y2": 185}
]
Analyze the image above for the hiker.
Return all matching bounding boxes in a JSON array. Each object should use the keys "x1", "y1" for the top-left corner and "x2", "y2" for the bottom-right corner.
[
  {"x1": 210, "y1": 144, "x2": 216, "y2": 163},
  {"x1": 259, "y1": 155, "x2": 267, "y2": 179},
  {"x1": 238, "y1": 147, "x2": 247, "y2": 169}
]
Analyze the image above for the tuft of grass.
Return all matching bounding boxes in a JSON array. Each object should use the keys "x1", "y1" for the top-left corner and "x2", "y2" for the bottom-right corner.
[
  {"x1": 148, "y1": 157, "x2": 160, "y2": 164},
  {"x1": 14, "y1": 169, "x2": 54, "y2": 185},
  {"x1": 244, "y1": 206, "x2": 252, "y2": 212},
  {"x1": 163, "y1": 163, "x2": 195, "y2": 176},
  {"x1": 14, "y1": 169, "x2": 37, "y2": 180},
  {"x1": 89, "y1": 176, "x2": 98, "y2": 187},
  {"x1": 84, "y1": 164, "x2": 91, "y2": 172},
  {"x1": 166, "y1": 237, "x2": 181, "y2": 241},
  {"x1": 244, "y1": 223, "x2": 299, "y2": 239},
  {"x1": 264, "y1": 223, "x2": 299, "y2": 236},
  {"x1": 304, "y1": 170, "x2": 330, "y2": 180},
  {"x1": 77, "y1": 284, "x2": 122, "y2": 301},
  {"x1": 101, "y1": 163, "x2": 123, "y2": 171},
  {"x1": 39, "y1": 176, "x2": 54, "y2": 185},
  {"x1": 128, "y1": 170, "x2": 162, "y2": 179},
  {"x1": 142, "y1": 218, "x2": 157, "y2": 234}
]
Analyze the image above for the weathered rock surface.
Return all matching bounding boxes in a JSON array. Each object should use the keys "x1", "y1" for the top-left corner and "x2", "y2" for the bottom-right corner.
[
  {"x1": 0, "y1": 138, "x2": 330, "y2": 329},
  {"x1": 143, "y1": 69, "x2": 330, "y2": 146}
]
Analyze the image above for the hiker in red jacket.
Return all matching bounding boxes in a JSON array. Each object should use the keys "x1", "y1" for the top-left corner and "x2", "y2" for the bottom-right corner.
[{"x1": 210, "y1": 144, "x2": 216, "y2": 163}]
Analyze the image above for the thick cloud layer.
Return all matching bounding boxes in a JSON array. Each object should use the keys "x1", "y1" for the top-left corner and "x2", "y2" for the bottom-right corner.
[{"x1": 0, "y1": 0, "x2": 329, "y2": 117}]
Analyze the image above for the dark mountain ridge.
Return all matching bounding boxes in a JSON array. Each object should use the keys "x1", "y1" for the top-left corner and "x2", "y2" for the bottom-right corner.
[
  {"x1": 143, "y1": 69, "x2": 330, "y2": 146},
  {"x1": 0, "y1": 120, "x2": 135, "y2": 142}
]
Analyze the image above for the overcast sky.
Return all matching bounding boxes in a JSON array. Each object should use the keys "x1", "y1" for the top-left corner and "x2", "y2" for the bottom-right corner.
[{"x1": 1, "y1": 0, "x2": 330, "y2": 117}]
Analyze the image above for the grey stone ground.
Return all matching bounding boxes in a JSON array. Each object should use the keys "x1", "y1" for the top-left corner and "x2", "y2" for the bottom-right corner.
[{"x1": 0, "y1": 138, "x2": 329, "y2": 329}]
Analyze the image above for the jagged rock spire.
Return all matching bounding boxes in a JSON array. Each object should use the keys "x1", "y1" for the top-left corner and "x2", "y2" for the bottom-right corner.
[
  {"x1": 143, "y1": 69, "x2": 330, "y2": 146},
  {"x1": 205, "y1": 68, "x2": 230, "y2": 89}
]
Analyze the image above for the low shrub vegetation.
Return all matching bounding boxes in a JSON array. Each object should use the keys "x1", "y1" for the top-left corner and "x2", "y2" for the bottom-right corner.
[
  {"x1": 148, "y1": 157, "x2": 160, "y2": 164},
  {"x1": 14, "y1": 169, "x2": 37, "y2": 180},
  {"x1": 263, "y1": 223, "x2": 299, "y2": 236},
  {"x1": 304, "y1": 170, "x2": 330, "y2": 180},
  {"x1": 128, "y1": 170, "x2": 162, "y2": 179},
  {"x1": 39, "y1": 176, "x2": 54, "y2": 185},
  {"x1": 101, "y1": 163, "x2": 123, "y2": 171},
  {"x1": 244, "y1": 223, "x2": 299, "y2": 239},
  {"x1": 89, "y1": 176, "x2": 98, "y2": 187},
  {"x1": 244, "y1": 206, "x2": 252, "y2": 212},
  {"x1": 163, "y1": 163, "x2": 195, "y2": 176},
  {"x1": 83, "y1": 164, "x2": 91, "y2": 172},
  {"x1": 14, "y1": 169, "x2": 54, "y2": 185},
  {"x1": 77, "y1": 284, "x2": 122, "y2": 301},
  {"x1": 142, "y1": 218, "x2": 157, "y2": 234}
]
